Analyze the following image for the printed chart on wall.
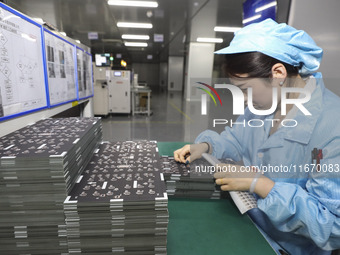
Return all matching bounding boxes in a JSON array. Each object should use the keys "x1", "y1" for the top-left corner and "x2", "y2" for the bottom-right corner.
[
  {"x1": 0, "y1": 4, "x2": 47, "y2": 120},
  {"x1": 44, "y1": 30, "x2": 77, "y2": 106},
  {"x1": 77, "y1": 48, "x2": 93, "y2": 99}
]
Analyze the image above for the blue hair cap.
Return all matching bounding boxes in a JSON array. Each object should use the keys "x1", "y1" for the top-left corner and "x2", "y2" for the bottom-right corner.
[{"x1": 215, "y1": 18, "x2": 323, "y2": 75}]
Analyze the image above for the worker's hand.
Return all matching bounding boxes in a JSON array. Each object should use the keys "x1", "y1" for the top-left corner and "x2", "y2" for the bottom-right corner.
[
  {"x1": 173, "y1": 143, "x2": 209, "y2": 163},
  {"x1": 214, "y1": 164, "x2": 254, "y2": 191},
  {"x1": 214, "y1": 164, "x2": 275, "y2": 198}
]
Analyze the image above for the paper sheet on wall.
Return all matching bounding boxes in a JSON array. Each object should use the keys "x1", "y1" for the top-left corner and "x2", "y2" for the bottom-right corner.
[
  {"x1": 44, "y1": 31, "x2": 77, "y2": 105},
  {"x1": 0, "y1": 5, "x2": 47, "y2": 118},
  {"x1": 77, "y1": 48, "x2": 93, "y2": 99}
]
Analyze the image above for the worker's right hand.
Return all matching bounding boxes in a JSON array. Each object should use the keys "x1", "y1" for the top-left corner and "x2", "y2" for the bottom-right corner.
[{"x1": 173, "y1": 143, "x2": 210, "y2": 164}]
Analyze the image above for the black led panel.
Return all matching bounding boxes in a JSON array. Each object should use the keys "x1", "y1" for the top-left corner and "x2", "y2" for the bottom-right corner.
[
  {"x1": 0, "y1": 117, "x2": 103, "y2": 255},
  {"x1": 64, "y1": 141, "x2": 168, "y2": 254},
  {"x1": 160, "y1": 156, "x2": 231, "y2": 199},
  {"x1": 67, "y1": 141, "x2": 167, "y2": 202}
]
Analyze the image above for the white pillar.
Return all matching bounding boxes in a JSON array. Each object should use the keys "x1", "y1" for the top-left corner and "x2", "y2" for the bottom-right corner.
[{"x1": 184, "y1": 0, "x2": 218, "y2": 101}]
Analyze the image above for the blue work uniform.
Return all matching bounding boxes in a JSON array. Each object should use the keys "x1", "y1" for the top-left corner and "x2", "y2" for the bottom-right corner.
[{"x1": 195, "y1": 73, "x2": 340, "y2": 255}]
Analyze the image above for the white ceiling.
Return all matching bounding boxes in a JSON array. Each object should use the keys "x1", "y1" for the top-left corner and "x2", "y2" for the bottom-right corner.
[{"x1": 4, "y1": 0, "x2": 253, "y2": 64}]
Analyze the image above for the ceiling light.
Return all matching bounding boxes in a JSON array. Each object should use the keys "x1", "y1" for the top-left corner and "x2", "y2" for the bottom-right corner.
[
  {"x1": 196, "y1": 37, "x2": 223, "y2": 43},
  {"x1": 214, "y1": 26, "x2": 242, "y2": 32},
  {"x1": 75, "y1": 40, "x2": 81, "y2": 44},
  {"x1": 117, "y1": 22, "x2": 153, "y2": 29},
  {"x1": 60, "y1": 32, "x2": 67, "y2": 36},
  {"x1": 255, "y1": 1, "x2": 277, "y2": 12},
  {"x1": 108, "y1": 0, "x2": 158, "y2": 8},
  {"x1": 122, "y1": 34, "x2": 150, "y2": 40},
  {"x1": 242, "y1": 14, "x2": 262, "y2": 24},
  {"x1": 124, "y1": 42, "x2": 148, "y2": 47}
]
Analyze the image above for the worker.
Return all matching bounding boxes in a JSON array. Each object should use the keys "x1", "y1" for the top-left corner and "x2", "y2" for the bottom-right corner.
[{"x1": 174, "y1": 19, "x2": 340, "y2": 255}]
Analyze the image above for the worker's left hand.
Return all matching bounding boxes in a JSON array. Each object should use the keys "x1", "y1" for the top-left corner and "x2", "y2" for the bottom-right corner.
[
  {"x1": 214, "y1": 164, "x2": 275, "y2": 198},
  {"x1": 213, "y1": 164, "x2": 255, "y2": 191}
]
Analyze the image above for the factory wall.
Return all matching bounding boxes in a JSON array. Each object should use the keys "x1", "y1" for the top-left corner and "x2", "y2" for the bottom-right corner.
[
  {"x1": 289, "y1": 0, "x2": 340, "y2": 95},
  {"x1": 132, "y1": 63, "x2": 160, "y2": 87}
]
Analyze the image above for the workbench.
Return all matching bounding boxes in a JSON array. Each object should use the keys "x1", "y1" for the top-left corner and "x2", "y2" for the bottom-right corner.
[{"x1": 158, "y1": 142, "x2": 276, "y2": 255}]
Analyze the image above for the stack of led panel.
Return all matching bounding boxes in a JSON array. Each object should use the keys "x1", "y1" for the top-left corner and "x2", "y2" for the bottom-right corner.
[
  {"x1": 0, "y1": 117, "x2": 102, "y2": 255},
  {"x1": 160, "y1": 156, "x2": 230, "y2": 199},
  {"x1": 64, "y1": 141, "x2": 168, "y2": 254}
]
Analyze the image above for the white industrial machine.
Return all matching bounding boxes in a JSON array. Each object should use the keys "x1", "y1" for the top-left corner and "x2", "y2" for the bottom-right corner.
[
  {"x1": 107, "y1": 70, "x2": 131, "y2": 114},
  {"x1": 93, "y1": 64, "x2": 110, "y2": 116}
]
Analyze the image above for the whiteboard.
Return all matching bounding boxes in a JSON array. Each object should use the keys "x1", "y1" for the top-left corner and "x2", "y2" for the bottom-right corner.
[
  {"x1": 77, "y1": 48, "x2": 93, "y2": 99},
  {"x1": 0, "y1": 4, "x2": 47, "y2": 120},
  {"x1": 44, "y1": 30, "x2": 77, "y2": 106}
]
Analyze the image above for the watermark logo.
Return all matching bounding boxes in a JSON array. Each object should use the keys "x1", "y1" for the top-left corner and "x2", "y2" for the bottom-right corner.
[
  {"x1": 196, "y1": 82, "x2": 222, "y2": 115},
  {"x1": 197, "y1": 83, "x2": 311, "y2": 116},
  {"x1": 196, "y1": 81, "x2": 312, "y2": 128}
]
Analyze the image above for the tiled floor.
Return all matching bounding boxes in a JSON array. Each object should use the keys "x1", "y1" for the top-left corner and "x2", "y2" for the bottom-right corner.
[
  {"x1": 101, "y1": 85, "x2": 235, "y2": 143},
  {"x1": 102, "y1": 86, "x2": 197, "y2": 143}
]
